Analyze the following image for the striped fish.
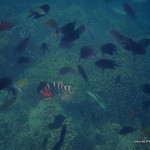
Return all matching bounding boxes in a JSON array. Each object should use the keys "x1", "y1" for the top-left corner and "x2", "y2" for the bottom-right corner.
[
  {"x1": 87, "y1": 90, "x2": 106, "y2": 109},
  {"x1": 19, "y1": 31, "x2": 31, "y2": 38},
  {"x1": 38, "y1": 81, "x2": 73, "y2": 98}
]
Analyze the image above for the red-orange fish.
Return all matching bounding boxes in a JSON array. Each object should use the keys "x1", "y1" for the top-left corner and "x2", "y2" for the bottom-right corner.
[
  {"x1": 0, "y1": 21, "x2": 13, "y2": 31},
  {"x1": 45, "y1": 19, "x2": 59, "y2": 37},
  {"x1": 38, "y1": 81, "x2": 73, "y2": 98}
]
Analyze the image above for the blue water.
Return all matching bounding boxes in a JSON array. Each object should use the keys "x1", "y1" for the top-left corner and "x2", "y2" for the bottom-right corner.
[{"x1": 0, "y1": 0, "x2": 150, "y2": 149}]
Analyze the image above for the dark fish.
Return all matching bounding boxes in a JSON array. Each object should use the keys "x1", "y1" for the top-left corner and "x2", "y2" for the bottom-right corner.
[
  {"x1": 59, "y1": 32, "x2": 77, "y2": 48},
  {"x1": 80, "y1": 46, "x2": 96, "y2": 59},
  {"x1": 30, "y1": 8, "x2": 46, "y2": 19},
  {"x1": 59, "y1": 23, "x2": 85, "y2": 48},
  {"x1": 60, "y1": 124, "x2": 67, "y2": 140},
  {"x1": 138, "y1": 38, "x2": 150, "y2": 48},
  {"x1": 0, "y1": 77, "x2": 12, "y2": 91},
  {"x1": 119, "y1": 126, "x2": 135, "y2": 135},
  {"x1": 109, "y1": 30, "x2": 146, "y2": 55},
  {"x1": 49, "y1": 114, "x2": 65, "y2": 129},
  {"x1": 74, "y1": 24, "x2": 86, "y2": 35},
  {"x1": 40, "y1": 4, "x2": 50, "y2": 13},
  {"x1": 17, "y1": 56, "x2": 31, "y2": 64},
  {"x1": 123, "y1": 40, "x2": 146, "y2": 55},
  {"x1": 38, "y1": 81, "x2": 73, "y2": 98},
  {"x1": 142, "y1": 84, "x2": 150, "y2": 94},
  {"x1": 123, "y1": 2, "x2": 137, "y2": 20},
  {"x1": 62, "y1": 25, "x2": 86, "y2": 42},
  {"x1": 61, "y1": 33, "x2": 78, "y2": 44},
  {"x1": 15, "y1": 37, "x2": 30, "y2": 54},
  {"x1": 61, "y1": 25, "x2": 85, "y2": 43},
  {"x1": 95, "y1": 59, "x2": 117, "y2": 69},
  {"x1": 59, "y1": 28, "x2": 84, "y2": 48},
  {"x1": 52, "y1": 124, "x2": 67, "y2": 150},
  {"x1": 77, "y1": 65, "x2": 88, "y2": 82},
  {"x1": 39, "y1": 42, "x2": 49, "y2": 54},
  {"x1": 60, "y1": 21, "x2": 75, "y2": 34},
  {"x1": 30, "y1": 4, "x2": 50, "y2": 19},
  {"x1": 0, "y1": 21, "x2": 13, "y2": 31},
  {"x1": 100, "y1": 43, "x2": 117, "y2": 55},
  {"x1": 59, "y1": 66, "x2": 75, "y2": 75}
]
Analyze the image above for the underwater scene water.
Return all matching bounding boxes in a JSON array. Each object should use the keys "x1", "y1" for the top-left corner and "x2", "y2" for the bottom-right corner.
[{"x1": 0, "y1": 0, "x2": 150, "y2": 149}]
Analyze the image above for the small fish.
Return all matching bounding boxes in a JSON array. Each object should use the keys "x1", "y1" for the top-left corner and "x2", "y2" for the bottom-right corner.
[
  {"x1": 45, "y1": 19, "x2": 59, "y2": 37},
  {"x1": 17, "y1": 56, "x2": 31, "y2": 64},
  {"x1": 45, "y1": 19, "x2": 59, "y2": 29},
  {"x1": 100, "y1": 43, "x2": 117, "y2": 55},
  {"x1": 0, "y1": 21, "x2": 14, "y2": 31},
  {"x1": 0, "y1": 77, "x2": 12, "y2": 91},
  {"x1": 95, "y1": 59, "x2": 117, "y2": 69},
  {"x1": 118, "y1": 126, "x2": 135, "y2": 135},
  {"x1": 30, "y1": 4, "x2": 50, "y2": 19},
  {"x1": 38, "y1": 81, "x2": 73, "y2": 98},
  {"x1": 87, "y1": 90, "x2": 106, "y2": 109},
  {"x1": 80, "y1": 46, "x2": 96, "y2": 59},
  {"x1": 59, "y1": 66, "x2": 75, "y2": 75},
  {"x1": 123, "y1": 2, "x2": 137, "y2": 20},
  {"x1": 14, "y1": 79, "x2": 28, "y2": 92},
  {"x1": 39, "y1": 42, "x2": 49, "y2": 54},
  {"x1": 77, "y1": 65, "x2": 88, "y2": 82}
]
